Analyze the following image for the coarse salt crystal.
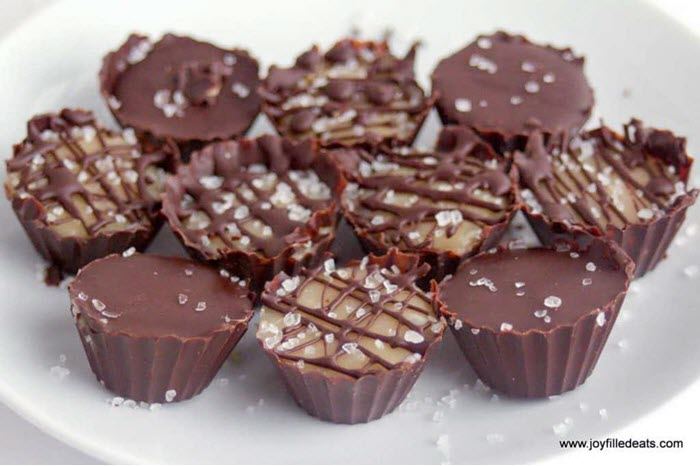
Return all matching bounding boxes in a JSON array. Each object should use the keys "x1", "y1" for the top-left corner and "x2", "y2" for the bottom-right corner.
[
  {"x1": 404, "y1": 330, "x2": 425, "y2": 344},
  {"x1": 165, "y1": 389, "x2": 177, "y2": 402},
  {"x1": 596, "y1": 311, "x2": 606, "y2": 327},
  {"x1": 455, "y1": 98, "x2": 472, "y2": 112},
  {"x1": 544, "y1": 296, "x2": 562, "y2": 308}
]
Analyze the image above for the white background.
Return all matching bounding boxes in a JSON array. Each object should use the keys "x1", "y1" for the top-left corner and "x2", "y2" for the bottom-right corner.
[{"x1": 0, "y1": 0, "x2": 698, "y2": 464}]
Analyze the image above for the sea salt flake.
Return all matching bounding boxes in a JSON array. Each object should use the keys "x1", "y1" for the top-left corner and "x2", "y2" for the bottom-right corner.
[
  {"x1": 231, "y1": 82, "x2": 250, "y2": 98},
  {"x1": 524, "y1": 80, "x2": 540, "y2": 93},
  {"x1": 122, "y1": 246, "x2": 136, "y2": 257},
  {"x1": 477, "y1": 37, "x2": 492, "y2": 49},
  {"x1": 282, "y1": 276, "x2": 300, "y2": 293},
  {"x1": 195, "y1": 301, "x2": 207, "y2": 312},
  {"x1": 510, "y1": 95, "x2": 523, "y2": 105},
  {"x1": 454, "y1": 319, "x2": 463, "y2": 330},
  {"x1": 50, "y1": 365, "x2": 70, "y2": 380},
  {"x1": 486, "y1": 433, "x2": 505, "y2": 445},
  {"x1": 582, "y1": 277, "x2": 593, "y2": 286},
  {"x1": 521, "y1": 61, "x2": 536, "y2": 72},
  {"x1": 404, "y1": 330, "x2": 425, "y2": 344},
  {"x1": 500, "y1": 322, "x2": 513, "y2": 332},
  {"x1": 596, "y1": 311, "x2": 606, "y2": 327},
  {"x1": 404, "y1": 353, "x2": 422, "y2": 364},
  {"x1": 323, "y1": 258, "x2": 336, "y2": 274},
  {"x1": 586, "y1": 262, "x2": 597, "y2": 272},
  {"x1": 543, "y1": 72, "x2": 556, "y2": 83},
  {"x1": 178, "y1": 293, "x2": 188, "y2": 305},
  {"x1": 283, "y1": 312, "x2": 301, "y2": 327},
  {"x1": 199, "y1": 175, "x2": 223, "y2": 190},
  {"x1": 455, "y1": 98, "x2": 472, "y2": 112},
  {"x1": 637, "y1": 208, "x2": 654, "y2": 220},
  {"x1": 342, "y1": 342, "x2": 358, "y2": 354},
  {"x1": 165, "y1": 389, "x2": 177, "y2": 402},
  {"x1": 544, "y1": 295, "x2": 562, "y2": 308},
  {"x1": 91, "y1": 299, "x2": 105, "y2": 312}
]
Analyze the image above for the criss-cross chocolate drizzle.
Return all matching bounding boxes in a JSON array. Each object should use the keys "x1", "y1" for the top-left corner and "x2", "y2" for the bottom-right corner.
[
  {"x1": 259, "y1": 251, "x2": 443, "y2": 378},
  {"x1": 5, "y1": 109, "x2": 165, "y2": 235},
  {"x1": 163, "y1": 136, "x2": 338, "y2": 258},
  {"x1": 338, "y1": 126, "x2": 514, "y2": 251},
  {"x1": 514, "y1": 119, "x2": 695, "y2": 231},
  {"x1": 260, "y1": 38, "x2": 434, "y2": 146}
]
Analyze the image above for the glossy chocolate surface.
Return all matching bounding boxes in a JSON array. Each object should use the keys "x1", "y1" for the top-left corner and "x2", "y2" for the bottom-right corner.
[
  {"x1": 432, "y1": 31, "x2": 593, "y2": 145},
  {"x1": 101, "y1": 34, "x2": 260, "y2": 142},
  {"x1": 70, "y1": 253, "x2": 253, "y2": 338},
  {"x1": 440, "y1": 246, "x2": 628, "y2": 332}
]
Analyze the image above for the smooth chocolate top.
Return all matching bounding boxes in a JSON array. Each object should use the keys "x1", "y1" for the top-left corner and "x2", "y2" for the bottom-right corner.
[
  {"x1": 162, "y1": 135, "x2": 340, "y2": 259},
  {"x1": 100, "y1": 34, "x2": 260, "y2": 142},
  {"x1": 440, "y1": 245, "x2": 629, "y2": 332},
  {"x1": 432, "y1": 31, "x2": 593, "y2": 141},
  {"x1": 69, "y1": 253, "x2": 253, "y2": 338},
  {"x1": 515, "y1": 120, "x2": 697, "y2": 232},
  {"x1": 257, "y1": 250, "x2": 444, "y2": 378},
  {"x1": 4, "y1": 109, "x2": 165, "y2": 238},
  {"x1": 260, "y1": 38, "x2": 434, "y2": 146},
  {"x1": 338, "y1": 126, "x2": 515, "y2": 255}
]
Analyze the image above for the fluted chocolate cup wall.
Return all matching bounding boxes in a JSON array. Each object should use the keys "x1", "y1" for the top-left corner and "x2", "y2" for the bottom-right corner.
[
  {"x1": 434, "y1": 236, "x2": 634, "y2": 398},
  {"x1": 75, "y1": 315, "x2": 248, "y2": 403},
  {"x1": 162, "y1": 135, "x2": 345, "y2": 292},
  {"x1": 269, "y1": 349, "x2": 432, "y2": 423},
  {"x1": 524, "y1": 194, "x2": 697, "y2": 278},
  {"x1": 10, "y1": 202, "x2": 157, "y2": 274},
  {"x1": 257, "y1": 250, "x2": 445, "y2": 423}
]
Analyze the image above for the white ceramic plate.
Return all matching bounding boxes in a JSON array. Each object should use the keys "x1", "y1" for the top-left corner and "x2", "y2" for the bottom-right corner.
[{"x1": 1, "y1": 0, "x2": 700, "y2": 463}]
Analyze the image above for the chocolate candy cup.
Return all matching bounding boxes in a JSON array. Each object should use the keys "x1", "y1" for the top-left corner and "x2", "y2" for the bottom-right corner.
[
  {"x1": 259, "y1": 37, "x2": 435, "y2": 148},
  {"x1": 69, "y1": 252, "x2": 254, "y2": 403},
  {"x1": 162, "y1": 135, "x2": 344, "y2": 291},
  {"x1": 257, "y1": 249, "x2": 446, "y2": 423},
  {"x1": 432, "y1": 31, "x2": 594, "y2": 153},
  {"x1": 4, "y1": 108, "x2": 167, "y2": 274},
  {"x1": 435, "y1": 236, "x2": 634, "y2": 398},
  {"x1": 336, "y1": 126, "x2": 519, "y2": 282},
  {"x1": 99, "y1": 33, "x2": 261, "y2": 159},
  {"x1": 515, "y1": 120, "x2": 699, "y2": 278}
]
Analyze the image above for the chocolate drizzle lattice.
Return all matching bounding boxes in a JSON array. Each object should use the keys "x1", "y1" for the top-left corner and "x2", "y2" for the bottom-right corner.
[
  {"x1": 5, "y1": 109, "x2": 166, "y2": 238},
  {"x1": 260, "y1": 38, "x2": 435, "y2": 147},
  {"x1": 515, "y1": 119, "x2": 697, "y2": 232},
  {"x1": 162, "y1": 135, "x2": 343, "y2": 288},
  {"x1": 257, "y1": 250, "x2": 445, "y2": 378},
  {"x1": 338, "y1": 126, "x2": 516, "y2": 261}
]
